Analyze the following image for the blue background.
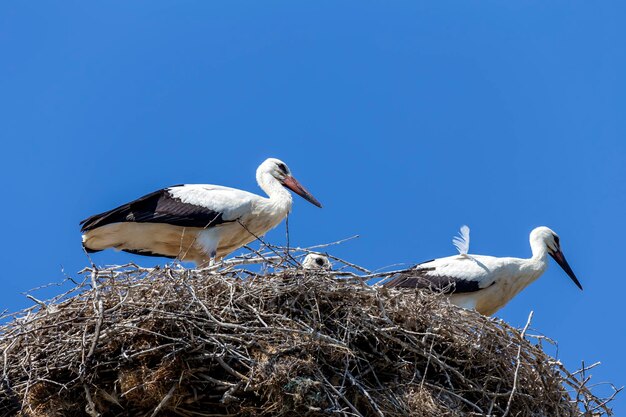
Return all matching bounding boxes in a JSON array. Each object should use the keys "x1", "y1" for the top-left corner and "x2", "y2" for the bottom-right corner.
[{"x1": 1, "y1": 1, "x2": 624, "y2": 412}]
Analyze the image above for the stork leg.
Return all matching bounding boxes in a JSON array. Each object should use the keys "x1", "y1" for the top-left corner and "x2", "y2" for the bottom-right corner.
[
  {"x1": 450, "y1": 296, "x2": 478, "y2": 312},
  {"x1": 208, "y1": 250, "x2": 217, "y2": 267},
  {"x1": 197, "y1": 228, "x2": 221, "y2": 267}
]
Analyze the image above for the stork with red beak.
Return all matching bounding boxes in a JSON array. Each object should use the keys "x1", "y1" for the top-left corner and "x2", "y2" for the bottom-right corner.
[{"x1": 80, "y1": 158, "x2": 322, "y2": 265}]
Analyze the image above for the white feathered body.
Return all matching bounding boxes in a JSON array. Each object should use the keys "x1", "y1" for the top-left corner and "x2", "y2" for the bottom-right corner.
[
  {"x1": 81, "y1": 157, "x2": 322, "y2": 266},
  {"x1": 82, "y1": 184, "x2": 292, "y2": 264},
  {"x1": 438, "y1": 254, "x2": 547, "y2": 315},
  {"x1": 385, "y1": 226, "x2": 579, "y2": 316},
  {"x1": 385, "y1": 252, "x2": 549, "y2": 316}
]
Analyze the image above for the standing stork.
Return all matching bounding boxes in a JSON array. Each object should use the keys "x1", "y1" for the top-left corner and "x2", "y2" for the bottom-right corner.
[
  {"x1": 383, "y1": 226, "x2": 583, "y2": 315},
  {"x1": 80, "y1": 158, "x2": 322, "y2": 265}
]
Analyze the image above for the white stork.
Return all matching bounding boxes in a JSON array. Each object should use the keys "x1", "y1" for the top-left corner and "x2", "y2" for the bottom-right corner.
[
  {"x1": 80, "y1": 158, "x2": 322, "y2": 265},
  {"x1": 383, "y1": 226, "x2": 583, "y2": 316},
  {"x1": 302, "y1": 253, "x2": 331, "y2": 270}
]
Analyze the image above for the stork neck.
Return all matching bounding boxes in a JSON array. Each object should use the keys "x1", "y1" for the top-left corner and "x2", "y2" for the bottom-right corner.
[
  {"x1": 257, "y1": 173, "x2": 293, "y2": 210},
  {"x1": 530, "y1": 237, "x2": 549, "y2": 262},
  {"x1": 508, "y1": 255, "x2": 548, "y2": 303},
  {"x1": 528, "y1": 237, "x2": 550, "y2": 278}
]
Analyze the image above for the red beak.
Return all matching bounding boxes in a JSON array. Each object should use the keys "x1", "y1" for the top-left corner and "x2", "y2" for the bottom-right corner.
[{"x1": 281, "y1": 176, "x2": 322, "y2": 208}]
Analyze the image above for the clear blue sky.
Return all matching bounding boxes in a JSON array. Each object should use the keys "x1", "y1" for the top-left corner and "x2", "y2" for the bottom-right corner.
[{"x1": 1, "y1": 1, "x2": 624, "y2": 412}]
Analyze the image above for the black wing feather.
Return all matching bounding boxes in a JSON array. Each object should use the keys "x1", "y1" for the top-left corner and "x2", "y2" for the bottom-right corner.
[
  {"x1": 80, "y1": 186, "x2": 229, "y2": 231},
  {"x1": 122, "y1": 248, "x2": 178, "y2": 259},
  {"x1": 383, "y1": 259, "x2": 487, "y2": 294}
]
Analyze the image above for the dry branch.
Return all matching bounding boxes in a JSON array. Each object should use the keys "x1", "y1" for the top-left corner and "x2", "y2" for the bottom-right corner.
[{"x1": 0, "y1": 249, "x2": 617, "y2": 417}]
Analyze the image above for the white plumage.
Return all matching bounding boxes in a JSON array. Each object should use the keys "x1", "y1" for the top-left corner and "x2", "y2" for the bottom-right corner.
[
  {"x1": 80, "y1": 158, "x2": 322, "y2": 265},
  {"x1": 452, "y1": 225, "x2": 470, "y2": 255},
  {"x1": 302, "y1": 253, "x2": 331, "y2": 270},
  {"x1": 384, "y1": 226, "x2": 583, "y2": 316}
]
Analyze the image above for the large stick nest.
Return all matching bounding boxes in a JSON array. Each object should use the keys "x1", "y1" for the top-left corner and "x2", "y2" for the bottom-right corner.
[{"x1": 0, "y1": 252, "x2": 616, "y2": 416}]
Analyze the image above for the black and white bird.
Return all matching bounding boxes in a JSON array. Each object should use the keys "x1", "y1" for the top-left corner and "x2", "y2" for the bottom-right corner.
[
  {"x1": 383, "y1": 226, "x2": 583, "y2": 316},
  {"x1": 80, "y1": 158, "x2": 322, "y2": 265},
  {"x1": 302, "y1": 253, "x2": 331, "y2": 270}
]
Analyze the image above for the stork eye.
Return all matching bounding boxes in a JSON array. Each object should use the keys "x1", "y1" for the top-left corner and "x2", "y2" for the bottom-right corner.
[
  {"x1": 315, "y1": 258, "x2": 325, "y2": 266},
  {"x1": 277, "y1": 163, "x2": 287, "y2": 173},
  {"x1": 553, "y1": 234, "x2": 560, "y2": 247}
]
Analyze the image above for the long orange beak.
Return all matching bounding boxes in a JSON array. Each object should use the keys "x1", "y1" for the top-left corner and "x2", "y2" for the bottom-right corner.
[
  {"x1": 550, "y1": 249, "x2": 583, "y2": 290},
  {"x1": 281, "y1": 176, "x2": 322, "y2": 208}
]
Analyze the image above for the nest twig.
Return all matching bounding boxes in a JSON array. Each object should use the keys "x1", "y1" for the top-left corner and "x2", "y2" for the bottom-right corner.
[{"x1": 0, "y1": 247, "x2": 618, "y2": 416}]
